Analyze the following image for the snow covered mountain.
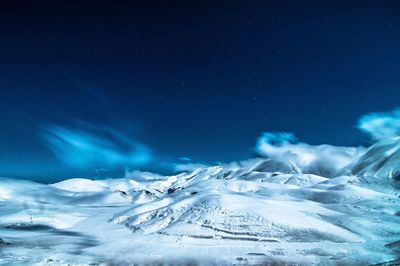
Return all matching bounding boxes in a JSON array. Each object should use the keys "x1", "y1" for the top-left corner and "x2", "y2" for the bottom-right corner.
[
  {"x1": 346, "y1": 137, "x2": 400, "y2": 183},
  {"x1": 0, "y1": 142, "x2": 400, "y2": 265}
]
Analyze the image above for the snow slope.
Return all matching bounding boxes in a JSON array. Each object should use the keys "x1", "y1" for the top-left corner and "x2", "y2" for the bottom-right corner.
[{"x1": 1, "y1": 141, "x2": 400, "y2": 265}]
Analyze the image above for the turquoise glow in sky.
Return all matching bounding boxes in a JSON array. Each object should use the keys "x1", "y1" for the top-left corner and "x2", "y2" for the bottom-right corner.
[{"x1": 1, "y1": 1, "x2": 400, "y2": 180}]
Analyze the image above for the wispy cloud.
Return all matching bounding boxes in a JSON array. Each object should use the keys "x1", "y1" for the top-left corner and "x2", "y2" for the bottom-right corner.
[
  {"x1": 172, "y1": 162, "x2": 209, "y2": 172},
  {"x1": 357, "y1": 108, "x2": 400, "y2": 140},
  {"x1": 256, "y1": 132, "x2": 363, "y2": 176},
  {"x1": 41, "y1": 124, "x2": 152, "y2": 169}
]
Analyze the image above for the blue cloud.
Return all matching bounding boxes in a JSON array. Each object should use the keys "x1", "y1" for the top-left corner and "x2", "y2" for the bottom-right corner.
[
  {"x1": 357, "y1": 108, "x2": 400, "y2": 140},
  {"x1": 256, "y1": 132, "x2": 297, "y2": 150},
  {"x1": 178, "y1": 157, "x2": 192, "y2": 161},
  {"x1": 255, "y1": 132, "x2": 363, "y2": 176},
  {"x1": 41, "y1": 124, "x2": 152, "y2": 169}
]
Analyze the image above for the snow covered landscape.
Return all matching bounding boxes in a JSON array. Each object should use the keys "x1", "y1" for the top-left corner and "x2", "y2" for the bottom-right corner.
[
  {"x1": 1, "y1": 136, "x2": 400, "y2": 265},
  {"x1": 2, "y1": 0, "x2": 400, "y2": 265}
]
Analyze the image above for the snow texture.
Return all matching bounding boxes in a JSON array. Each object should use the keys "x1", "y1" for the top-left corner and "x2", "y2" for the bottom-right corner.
[{"x1": 1, "y1": 138, "x2": 400, "y2": 265}]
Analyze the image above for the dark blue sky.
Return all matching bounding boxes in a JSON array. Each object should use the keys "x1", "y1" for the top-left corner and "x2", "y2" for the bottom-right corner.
[{"x1": 1, "y1": 1, "x2": 400, "y2": 181}]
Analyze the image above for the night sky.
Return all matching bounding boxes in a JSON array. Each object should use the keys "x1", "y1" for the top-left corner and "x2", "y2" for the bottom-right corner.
[{"x1": 1, "y1": 1, "x2": 400, "y2": 181}]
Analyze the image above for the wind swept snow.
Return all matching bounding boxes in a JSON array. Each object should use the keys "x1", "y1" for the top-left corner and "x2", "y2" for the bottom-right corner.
[{"x1": 1, "y1": 139, "x2": 400, "y2": 265}]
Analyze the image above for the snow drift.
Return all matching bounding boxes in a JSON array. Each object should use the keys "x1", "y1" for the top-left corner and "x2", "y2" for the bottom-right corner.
[{"x1": 1, "y1": 137, "x2": 400, "y2": 265}]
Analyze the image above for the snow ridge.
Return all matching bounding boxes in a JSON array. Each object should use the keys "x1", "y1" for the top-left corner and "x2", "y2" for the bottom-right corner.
[{"x1": 1, "y1": 140, "x2": 400, "y2": 265}]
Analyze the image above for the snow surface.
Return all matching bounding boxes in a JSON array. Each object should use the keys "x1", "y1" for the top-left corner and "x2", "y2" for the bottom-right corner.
[{"x1": 1, "y1": 138, "x2": 400, "y2": 265}]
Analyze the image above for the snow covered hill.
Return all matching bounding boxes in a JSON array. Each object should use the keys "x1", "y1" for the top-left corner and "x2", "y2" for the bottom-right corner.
[
  {"x1": 346, "y1": 137, "x2": 400, "y2": 183},
  {"x1": 1, "y1": 142, "x2": 400, "y2": 265}
]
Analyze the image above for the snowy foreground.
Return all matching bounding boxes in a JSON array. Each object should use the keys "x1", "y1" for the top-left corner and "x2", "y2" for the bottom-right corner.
[{"x1": 1, "y1": 138, "x2": 400, "y2": 265}]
